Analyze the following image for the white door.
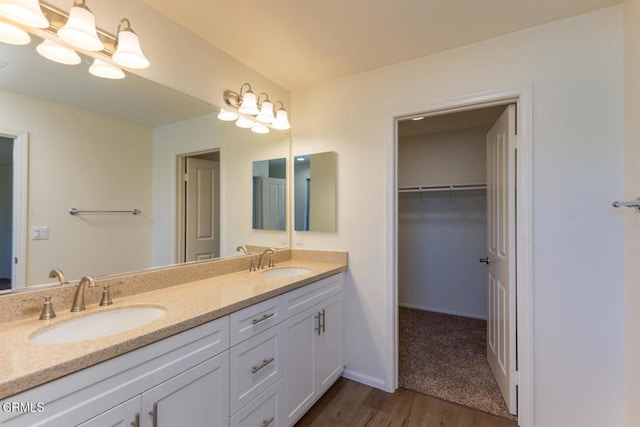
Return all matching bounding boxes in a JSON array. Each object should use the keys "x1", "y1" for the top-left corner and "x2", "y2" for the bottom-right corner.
[
  {"x1": 262, "y1": 177, "x2": 286, "y2": 230},
  {"x1": 484, "y1": 104, "x2": 517, "y2": 415},
  {"x1": 185, "y1": 158, "x2": 220, "y2": 261}
]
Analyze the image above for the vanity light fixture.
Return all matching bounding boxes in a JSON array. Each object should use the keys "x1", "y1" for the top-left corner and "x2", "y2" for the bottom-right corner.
[
  {"x1": 112, "y1": 18, "x2": 149, "y2": 69},
  {"x1": 221, "y1": 82, "x2": 291, "y2": 134},
  {"x1": 0, "y1": 20, "x2": 30, "y2": 44},
  {"x1": 36, "y1": 38, "x2": 81, "y2": 64},
  {"x1": 0, "y1": 0, "x2": 49, "y2": 28},
  {"x1": 0, "y1": 1, "x2": 149, "y2": 79},
  {"x1": 57, "y1": 0, "x2": 103, "y2": 52},
  {"x1": 88, "y1": 58, "x2": 124, "y2": 79}
]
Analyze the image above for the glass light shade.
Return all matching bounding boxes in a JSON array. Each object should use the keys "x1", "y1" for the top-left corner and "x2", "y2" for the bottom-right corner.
[
  {"x1": 0, "y1": 0, "x2": 48, "y2": 28},
  {"x1": 89, "y1": 58, "x2": 125, "y2": 79},
  {"x1": 272, "y1": 109, "x2": 291, "y2": 130},
  {"x1": 217, "y1": 108, "x2": 239, "y2": 121},
  {"x1": 113, "y1": 29, "x2": 149, "y2": 69},
  {"x1": 36, "y1": 39, "x2": 81, "y2": 65},
  {"x1": 58, "y1": 4, "x2": 104, "y2": 51},
  {"x1": 256, "y1": 101, "x2": 275, "y2": 123},
  {"x1": 235, "y1": 116, "x2": 254, "y2": 129},
  {"x1": 0, "y1": 21, "x2": 30, "y2": 45},
  {"x1": 251, "y1": 122, "x2": 269, "y2": 134},
  {"x1": 238, "y1": 91, "x2": 259, "y2": 115}
]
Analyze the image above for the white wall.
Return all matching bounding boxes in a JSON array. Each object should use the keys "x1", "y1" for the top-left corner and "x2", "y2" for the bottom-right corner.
[
  {"x1": 0, "y1": 90, "x2": 152, "y2": 285},
  {"x1": 398, "y1": 127, "x2": 487, "y2": 319},
  {"x1": 152, "y1": 114, "x2": 289, "y2": 265},
  {"x1": 292, "y1": 7, "x2": 624, "y2": 427},
  {"x1": 624, "y1": 0, "x2": 640, "y2": 426}
]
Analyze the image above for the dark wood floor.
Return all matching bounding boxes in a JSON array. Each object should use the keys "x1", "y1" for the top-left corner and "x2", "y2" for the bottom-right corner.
[{"x1": 295, "y1": 378, "x2": 518, "y2": 427}]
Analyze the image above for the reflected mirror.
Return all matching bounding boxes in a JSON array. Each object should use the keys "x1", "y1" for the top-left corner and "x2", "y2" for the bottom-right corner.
[
  {"x1": 0, "y1": 35, "x2": 290, "y2": 292},
  {"x1": 252, "y1": 158, "x2": 286, "y2": 231},
  {"x1": 294, "y1": 151, "x2": 336, "y2": 232}
]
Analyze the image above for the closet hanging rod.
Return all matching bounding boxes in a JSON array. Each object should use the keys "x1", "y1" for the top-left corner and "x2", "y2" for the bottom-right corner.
[
  {"x1": 69, "y1": 208, "x2": 142, "y2": 216},
  {"x1": 398, "y1": 184, "x2": 487, "y2": 193}
]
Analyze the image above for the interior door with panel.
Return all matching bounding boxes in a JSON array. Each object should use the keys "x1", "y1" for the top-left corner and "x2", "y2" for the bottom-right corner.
[
  {"x1": 484, "y1": 104, "x2": 517, "y2": 415},
  {"x1": 185, "y1": 157, "x2": 220, "y2": 262}
]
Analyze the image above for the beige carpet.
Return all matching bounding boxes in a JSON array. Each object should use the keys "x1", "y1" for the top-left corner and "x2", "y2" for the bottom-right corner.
[{"x1": 398, "y1": 307, "x2": 515, "y2": 420}]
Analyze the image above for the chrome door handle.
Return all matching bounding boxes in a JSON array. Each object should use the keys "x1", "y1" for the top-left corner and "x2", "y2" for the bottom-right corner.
[
  {"x1": 131, "y1": 413, "x2": 140, "y2": 427},
  {"x1": 149, "y1": 403, "x2": 158, "y2": 427},
  {"x1": 315, "y1": 312, "x2": 322, "y2": 335},
  {"x1": 479, "y1": 257, "x2": 492, "y2": 265},
  {"x1": 262, "y1": 417, "x2": 275, "y2": 427}
]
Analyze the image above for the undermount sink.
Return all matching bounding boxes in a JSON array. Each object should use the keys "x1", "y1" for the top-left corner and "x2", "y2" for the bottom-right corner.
[
  {"x1": 261, "y1": 267, "x2": 312, "y2": 278},
  {"x1": 30, "y1": 306, "x2": 166, "y2": 344}
]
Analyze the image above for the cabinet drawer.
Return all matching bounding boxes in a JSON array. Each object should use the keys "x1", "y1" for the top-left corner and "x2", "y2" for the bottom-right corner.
[
  {"x1": 282, "y1": 274, "x2": 343, "y2": 319},
  {"x1": 230, "y1": 325, "x2": 282, "y2": 415},
  {"x1": 230, "y1": 380, "x2": 281, "y2": 427},
  {"x1": 230, "y1": 295, "x2": 282, "y2": 346}
]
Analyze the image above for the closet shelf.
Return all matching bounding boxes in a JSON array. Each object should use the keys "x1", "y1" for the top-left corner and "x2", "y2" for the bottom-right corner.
[{"x1": 398, "y1": 184, "x2": 486, "y2": 193}]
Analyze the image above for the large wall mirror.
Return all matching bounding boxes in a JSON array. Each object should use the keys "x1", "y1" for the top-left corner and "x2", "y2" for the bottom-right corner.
[
  {"x1": 294, "y1": 151, "x2": 337, "y2": 232},
  {"x1": 0, "y1": 35, "x2": 290, "y2": 292},
  {"x1": 253, "y1": 158, "x2": 286, "y2": 231}
]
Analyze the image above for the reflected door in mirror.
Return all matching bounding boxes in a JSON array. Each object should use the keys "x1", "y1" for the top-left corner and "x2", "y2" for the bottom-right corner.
[
  {"x1": 253, "y1": 158, "x2": 286, "y2": 231},
  {"x1": 294, "y1": 152, "x2": 336, "y2": 232},
  {"x1": 185, "y1": 157, "x2": 220, "y2": 261}
]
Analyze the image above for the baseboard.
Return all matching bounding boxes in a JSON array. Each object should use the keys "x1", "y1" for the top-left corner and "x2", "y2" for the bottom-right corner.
[
  {"x1": 398, "y1": 303, "x2": 487, "y2": 320},
  {"x1": 341, "y1": 368, "x2": 386, "y2": 391}
]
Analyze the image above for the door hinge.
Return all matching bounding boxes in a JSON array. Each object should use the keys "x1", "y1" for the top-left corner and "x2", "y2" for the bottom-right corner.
[{"x1": 512, "y1": 369, "x2": 520, "y2": 386}]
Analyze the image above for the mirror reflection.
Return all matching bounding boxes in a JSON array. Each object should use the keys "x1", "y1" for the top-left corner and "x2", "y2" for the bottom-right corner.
[
  {"x1": 252, "y1": 158, "x2": 286, "y2": 231},
  {"x1": 294, "y1": 151, "x2": 337, "y2": 232},
  {"x1": 0, "y1": 35, "x2": 290, "y2": 292}
]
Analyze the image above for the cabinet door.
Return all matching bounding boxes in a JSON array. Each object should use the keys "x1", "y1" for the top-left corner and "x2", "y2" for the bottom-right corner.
[
  {"x1": 77, "y1": 397, "x2": 141, "y2": 427},
  {"x1": 140, "y1": 351, "x2": 229, "y2": 427},
  {"x1": 282, "y1": 306, "x2": 316, "y2": 426},
  {"x1": 316, "y1": 294, "x2": 343, "y2": 395}
]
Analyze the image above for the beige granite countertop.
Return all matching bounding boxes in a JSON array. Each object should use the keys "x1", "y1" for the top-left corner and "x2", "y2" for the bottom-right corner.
[{"x1": 0, "y1": 257, "x2": 347, "y2": 399}]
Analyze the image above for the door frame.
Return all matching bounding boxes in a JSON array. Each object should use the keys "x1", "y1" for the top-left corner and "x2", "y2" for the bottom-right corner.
[
  {"x1": 0, "y1": 130, "x2": 28, "y2": 288},
  {"x1": 175, "y1": 149, "x2": 221, "y2": 264},
  {"x1": 387, "y1": 85, "x2": 533, "y2": 427}
]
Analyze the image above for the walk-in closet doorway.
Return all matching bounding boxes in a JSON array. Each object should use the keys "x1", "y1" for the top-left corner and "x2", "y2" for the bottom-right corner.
[{"x1": 390, "y1": 88, "x2": 534, "y2": 426}]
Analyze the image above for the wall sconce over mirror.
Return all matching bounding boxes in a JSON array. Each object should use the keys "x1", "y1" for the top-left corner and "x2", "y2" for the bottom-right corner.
[
  {"x1": 0, "y1": 0, "x2": 149, "y2": 80},
  {"x1": 219, "y1": 82, "x2": 291, "y2": 134},
  {"x1": 253, "y1": 158, "x2": 286, "y2": 231},
  {"x1": 294, "y1": 151, "x2": 336, "y2": 232}
]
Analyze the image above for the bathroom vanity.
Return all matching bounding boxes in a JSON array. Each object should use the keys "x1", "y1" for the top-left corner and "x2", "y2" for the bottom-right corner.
[{"x1": 0, "y1": 251, "x2": 346, "y2": 427}]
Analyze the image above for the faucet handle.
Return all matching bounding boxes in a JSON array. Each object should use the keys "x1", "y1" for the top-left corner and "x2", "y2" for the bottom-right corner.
[
  {"x1": 39, "y1": 296, "x2": 56, "y2": 320},
  {"x1": 249, "y1": 259, "x2": 257, "y2": 272},
  {"x1": 99, "y1": 286, "x2": 113, "y2": 306},
  {"x1": 268, "y1": 255, "x2": 275, "y2": 268}
]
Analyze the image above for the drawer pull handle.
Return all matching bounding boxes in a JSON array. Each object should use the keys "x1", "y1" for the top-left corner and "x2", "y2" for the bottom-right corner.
[
  {"x1": 131, "y1": 413, "x2": 140, "y2": 427},
  {"x1": 251, "y1": 357, "x2": 275, "y2": 374},
  {"x1": 262, "y1": 417, "x2": 275, "y2": 427},
  {"x1": 252, "y1": 312, "x2": 275, "y2": 325}
]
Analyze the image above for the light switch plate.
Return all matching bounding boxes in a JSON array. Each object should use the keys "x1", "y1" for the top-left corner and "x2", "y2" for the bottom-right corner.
[{"x1": 31, "y1": 226, "x2": 49, "y2": 240}]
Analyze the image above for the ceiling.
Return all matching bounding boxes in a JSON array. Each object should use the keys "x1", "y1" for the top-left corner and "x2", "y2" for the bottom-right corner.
[{"x1": 140, "y1": 0, "x2": 621, "y2": 90}]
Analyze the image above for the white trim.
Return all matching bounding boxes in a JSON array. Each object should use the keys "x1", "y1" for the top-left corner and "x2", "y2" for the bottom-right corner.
[
  {"x1": 1, "y1": 131, "x2": 28, "y2": 288},
  {"x1": 399, "y1": 303, "x2": 487, "y2": 321},
  {"x1": 341, "y1": 369, "x2": 386, "y2": 390},
  {"x1": 387, "y1": 85, "x2": 534, "y2": 427}
]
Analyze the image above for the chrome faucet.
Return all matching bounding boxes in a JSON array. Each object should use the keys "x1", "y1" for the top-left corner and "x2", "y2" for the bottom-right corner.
[
  {"x1": 258, "y1": 248, "x2": 276, "y2": 269},
  {"x1": 48, "y1": 268, "x2": 67, "y2": 285},
  {"x1": 71, "y1": 276, "x2": 96, "y2": 312},
  {"x1": 236, "y1": 245, "x2": 248, "y2": 254}
]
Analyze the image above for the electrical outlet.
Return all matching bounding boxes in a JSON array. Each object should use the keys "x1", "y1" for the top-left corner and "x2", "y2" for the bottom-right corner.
[{"x1": 31, "y1": 226, "x2": 49, "y2": 240}]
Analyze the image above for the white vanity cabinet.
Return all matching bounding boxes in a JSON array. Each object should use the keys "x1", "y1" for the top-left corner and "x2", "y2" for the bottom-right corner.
[
  {"x1": 0, "y1": 271, "x2": 344, "y2": 427},
  {"x1": 0, "y1": 316, "x2": 229, "y2": 427},
  {"x1": 282, "y1": 274, "x2": 343, "y2": 426}
]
